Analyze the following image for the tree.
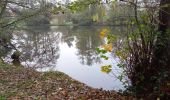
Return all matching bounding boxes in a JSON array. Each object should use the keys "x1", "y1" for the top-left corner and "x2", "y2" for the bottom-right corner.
[
  {"x1": 95, "y1": 0, "x2": 170, "y2": 98},
  {"x1": 119, "y1": 0, "x2": 170, "y2": 98}
]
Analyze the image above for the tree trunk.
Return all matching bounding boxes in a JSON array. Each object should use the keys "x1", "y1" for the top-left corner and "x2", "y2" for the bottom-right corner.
[
  {"x1": 152, "y1": 0, "x2": 170, "y2": 97},
  {"x1": 153, "y1": 0, "x2": 170, "y2": 68}
]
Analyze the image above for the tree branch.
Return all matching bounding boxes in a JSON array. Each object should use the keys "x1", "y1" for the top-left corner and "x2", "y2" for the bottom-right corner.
[{"x1": 1, "y1": 5, "x2": 50, "y2": 28}]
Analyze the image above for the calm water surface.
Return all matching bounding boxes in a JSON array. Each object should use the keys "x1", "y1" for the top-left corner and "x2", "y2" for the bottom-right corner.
[{"x1": 9, "y1": 26, "x2": 128, "y2": 90}]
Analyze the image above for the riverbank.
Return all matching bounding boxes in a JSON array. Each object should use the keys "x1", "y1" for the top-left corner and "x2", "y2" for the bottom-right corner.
[{"x1": 0, "y1": 62, "x2": 131, "y2": 99}]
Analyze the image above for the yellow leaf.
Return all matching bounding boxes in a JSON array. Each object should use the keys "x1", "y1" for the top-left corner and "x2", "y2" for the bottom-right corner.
[
  {"x1": 102, "y1": 43, "x2": 113, "y2": 52},
  {"x1": 115, "y1": 51, "x2": 127, "y2": 60},
  {"x1": 101, "y1": 65, "x2": 112, "y2": 74},
  {"x1": 100, "y1": 28, "x2": 109, "y2": 39}
]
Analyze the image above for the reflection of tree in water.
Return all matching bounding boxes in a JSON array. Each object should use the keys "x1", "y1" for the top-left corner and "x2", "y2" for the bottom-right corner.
[
  {"x1": 72, "y1": 26, "x2": 129, "y2": 65},
  {"x1": 71, "y1": 26, "x2": 128, "y2": 66},
  {"x1": 52, "y1": 26, "x2": 103, "y2": 66},
  {"x1": 55, "y1": 26, "x2": 75, "y2": 48},
  {"x1": 11, "y1": 26, "x2": 130, "y2": 68},
  {"x1": 72, "y1": 26, "x2": 103, "y2": 66},
  {"x1": 12, "y1": 27, "x2": 60, "y2": 69},
  {"x1": 57, "y1": 26, "x2": 129, "y2": 66}
]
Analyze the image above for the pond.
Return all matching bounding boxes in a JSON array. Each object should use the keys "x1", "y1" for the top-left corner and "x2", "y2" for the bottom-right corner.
[{"x1": 5, "y1": 26, "x2": 128, "y2": 91}]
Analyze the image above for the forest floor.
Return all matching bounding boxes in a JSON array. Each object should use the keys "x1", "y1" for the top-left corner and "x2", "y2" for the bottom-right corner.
[{"x1": 0, "y1": 62, "x2": 132, "y2": 100}]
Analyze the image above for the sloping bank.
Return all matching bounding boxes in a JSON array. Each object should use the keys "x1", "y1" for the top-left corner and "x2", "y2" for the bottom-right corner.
[{"x1": 0, "y1": 62, "x2": 131, "y2": 99}]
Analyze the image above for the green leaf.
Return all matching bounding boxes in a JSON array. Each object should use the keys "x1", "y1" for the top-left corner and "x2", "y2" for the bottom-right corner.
[
  {"x1": 96, "y1": 48, "x2": 107, "y2": 54},
  {"x1": 96, "y1": 48, "x2": 100, "y2": 53},
  {"x1": 100, "y1": 55, "x2": 109, "y2": 60},
  {"x1": 117, "y1": 63, "x2": 125, "y2": 68},
  {"x1": 118, "y1": 74, "x2": 124, "y2": 81}
]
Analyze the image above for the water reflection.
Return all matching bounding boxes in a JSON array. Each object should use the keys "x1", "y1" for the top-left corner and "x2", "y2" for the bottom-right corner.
[
  {"x1": 12, "y1": 27, "x2": 60, "y2": 69},
  {"x1": 57, "y1": 26, "x2": 127, "y2": 66},
  {"x1": 50, "y1": 26, "x2": 104, "y2": 66},
  {"x1": 10, "y1": 26, "x2": 128, "y2": 90},
  {"x1": 71, "y1": 27, "x2": 103, "y2": 66}
]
